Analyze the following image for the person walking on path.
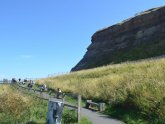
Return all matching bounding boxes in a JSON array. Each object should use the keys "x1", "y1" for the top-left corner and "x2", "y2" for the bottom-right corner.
[{"x1": 56, "y1": 88, "x2": 62, "y2": 99}]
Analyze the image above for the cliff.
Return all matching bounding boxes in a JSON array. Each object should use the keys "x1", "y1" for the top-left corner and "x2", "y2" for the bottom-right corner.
[{"x1": 72, "y1": 6, "x2": 165, "y2": 71}]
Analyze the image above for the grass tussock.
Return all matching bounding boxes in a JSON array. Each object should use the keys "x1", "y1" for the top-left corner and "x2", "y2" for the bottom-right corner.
[
  {"x1": 38, "y1": 58, "x2": 165, "y2": 123},
  {"x1": 0, "y1": 85, "x2": 48, "y2": 124},
  {"x1": 0, "y1": 85, "x2": 32, "y2": 123}
]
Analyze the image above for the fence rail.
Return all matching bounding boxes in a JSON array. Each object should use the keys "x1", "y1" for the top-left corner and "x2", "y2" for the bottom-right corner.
[
  {"x1": 13, "y1": 83, "x2": 81, "y2": 123},
  {"x1": 0, "y1": 82, "x2": 82, "y2": 123}
]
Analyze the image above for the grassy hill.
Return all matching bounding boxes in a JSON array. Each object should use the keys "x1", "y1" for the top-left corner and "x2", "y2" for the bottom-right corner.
[{"x1": 38, "y1": 58, "x2": 165, "y2": 123}]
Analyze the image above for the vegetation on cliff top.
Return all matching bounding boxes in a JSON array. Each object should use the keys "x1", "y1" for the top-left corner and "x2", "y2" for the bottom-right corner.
[{"x1": 38, "y1": 58, "x2": 165, "y2": 123}]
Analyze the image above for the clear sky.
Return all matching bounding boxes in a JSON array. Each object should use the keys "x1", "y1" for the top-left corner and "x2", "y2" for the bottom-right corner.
[{"x1": 0, "y1": 0, "x2": 165, "y2": 79}]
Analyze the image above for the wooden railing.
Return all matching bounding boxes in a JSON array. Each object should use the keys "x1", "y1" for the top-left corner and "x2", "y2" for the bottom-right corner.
[{"x1": 13, "y1": 83, "x2": 82, "y2": 124}]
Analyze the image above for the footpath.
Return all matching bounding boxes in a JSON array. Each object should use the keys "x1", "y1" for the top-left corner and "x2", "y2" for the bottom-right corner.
[{"x1": 13, "y1": 83, "x2": 125, "y2": 124}]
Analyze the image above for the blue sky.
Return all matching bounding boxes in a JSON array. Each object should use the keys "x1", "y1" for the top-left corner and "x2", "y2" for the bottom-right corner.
[{"x1": 0, "y1": 0, "x2": 165, "y2": 79}]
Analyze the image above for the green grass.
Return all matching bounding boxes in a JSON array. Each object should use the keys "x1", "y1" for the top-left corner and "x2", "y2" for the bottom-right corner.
[
  {"x1": 0, "y1": 85, "x2": 47, "y2": 124},
  {"x1": 62, "y1": 108, "x2": 92, "y2": 124},
  {"x1": 37, "y1": 58, "x2": 165, "y2": 123},
  {"x1": 80, "y1": 117, "x2": 92, "y2": 124},
  {"x1": 0, "y1": 85, "x2": 91, "y2": 124},
  {"x1": 64, "y1": 95, "x2": 86, "y2": 107},
  {"x1": 63, "y1": 109, "x2": 77, "y2": 124},
  {"x1": 104, "y1": 104, "x2": 147, "y2": 124},
  {"x1": 28, "y1": 99, "x2": 48, "y2": 123}
]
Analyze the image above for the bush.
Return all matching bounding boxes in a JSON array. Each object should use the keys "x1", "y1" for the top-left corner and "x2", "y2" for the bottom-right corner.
[{"x1": 0, "y1": 92, "x2": 31, "y2": 124}]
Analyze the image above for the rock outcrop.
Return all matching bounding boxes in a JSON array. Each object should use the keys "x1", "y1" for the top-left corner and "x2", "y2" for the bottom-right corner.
[{"x1": 72, "y1": 6, "x2": 165, "y2": 71}]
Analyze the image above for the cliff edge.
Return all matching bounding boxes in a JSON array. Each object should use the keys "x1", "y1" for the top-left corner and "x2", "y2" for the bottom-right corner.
[{"x1": 72, "y1": 6, "x2": 165, "y2": 71}]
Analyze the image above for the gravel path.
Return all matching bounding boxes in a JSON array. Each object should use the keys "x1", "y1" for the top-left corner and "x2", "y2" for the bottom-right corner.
[{"x1": 81, "y1": 108, "x2": 125, "y2": 124}]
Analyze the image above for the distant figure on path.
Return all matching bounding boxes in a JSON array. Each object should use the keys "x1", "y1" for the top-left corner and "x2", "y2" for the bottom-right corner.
[
  {"x1": 27, "y1": 81, "x2": 34, "y2": 90},
  {"x1": 18, "y1": 78, "x2": 21, "y2": 82},
  {"x1": 31, "y1": 81, "x2": 35, "y2": 85},
  {"x1": 11, "y1": 78, "x2": 17, "y2": 83},
  {"x1": 22, "y1": 79, "x2": 28, "y2": 85},
  {"x1": 24, "y1": 79, "x2": 28, "y2": 83},
  {"x1": 56, "y1": 88, "x2": 62, "y2": 99},
  {"x1": 40, "y1": 84, "x2": 47, "y2": 92},
  {"x1": 18, "y1": 78, "x2": 23, "y2": 85},
  {"x1": 22, "y1": 81, "x2": 26, "y2": 85}
]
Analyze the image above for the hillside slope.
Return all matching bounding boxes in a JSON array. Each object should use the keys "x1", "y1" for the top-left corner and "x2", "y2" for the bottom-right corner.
[
  {"x1": 72, "y1": 6, "x2": 165, "y2": 71},
  {"x1": 38, "y1": 58, "x2": 165, "y2": 123},
  {"x1": 39, "y1": 58, "x2": 165, "y2": 99}
]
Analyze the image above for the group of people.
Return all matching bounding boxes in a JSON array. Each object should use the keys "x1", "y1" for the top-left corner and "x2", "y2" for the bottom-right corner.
[
  {"x1": 11, "y1": 77, "x2": 63, "y2": 98},
  {"x1": 27, "y1": 80, "x2": 48, "y2": 92},
  {"x1": 11, "y1": 78, "x2": 36, "y2": 90},
  {"x1": 27, "y1": 80, "x2": 36, "y2": 90},
  {"x1": 11, "y1": 78, "x2": 33, "y2": 85}
]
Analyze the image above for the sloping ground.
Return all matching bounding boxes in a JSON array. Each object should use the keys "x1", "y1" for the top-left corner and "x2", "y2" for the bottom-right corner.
[
  {"x1": 38, "y1": 57, "x2": 165, "y2": 123},
  {"x1": 0, "y1": 85, "x2": 47, "y2": 124},
  {"x1": 38, "y1": 57, "x2": 165, "y2": 99}
]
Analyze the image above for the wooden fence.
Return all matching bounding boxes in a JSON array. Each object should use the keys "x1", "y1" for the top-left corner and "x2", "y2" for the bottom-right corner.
[{"x1": 13, "y1": 83, "x2": 82, "y2": 124}]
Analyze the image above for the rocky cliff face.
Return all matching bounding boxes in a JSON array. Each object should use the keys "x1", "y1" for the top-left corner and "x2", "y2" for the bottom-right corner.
[{"x1": 72, "y1": 6, "x2": 165, "y2": 71}]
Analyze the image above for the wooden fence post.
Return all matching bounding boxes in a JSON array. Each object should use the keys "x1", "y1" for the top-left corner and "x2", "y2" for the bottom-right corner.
[
  {"x1": 99, "y1": 103, "x2": 106, "y2": 112},
  {"x1": 62, "y1": 93, "x2": 65, "y2": 103},
  {"x1": 77, "y1": 94, "x2": 81, "y2": 123},
  {"x1": 47, "y1": 100, "x2": 64, "y2": 124}
]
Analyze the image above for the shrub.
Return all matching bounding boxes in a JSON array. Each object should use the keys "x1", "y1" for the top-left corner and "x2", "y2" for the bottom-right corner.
[{"x1": 0, "y1": 92, "x2": 31, "y2": 123}]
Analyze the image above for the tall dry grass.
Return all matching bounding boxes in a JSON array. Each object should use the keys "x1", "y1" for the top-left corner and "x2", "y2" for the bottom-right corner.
[
  {"x1": 38, "y1": 58, "x2": 165, "y2": 100},
  {"x1": 37, "y1": 58, "x2": 165, "y2": 122},
  {"x1": 0, "y1": 85, "x2": 48, "y2": 123},
  {"x1": 0, "y1": 85, "x2": 32, "y2": 123}
]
